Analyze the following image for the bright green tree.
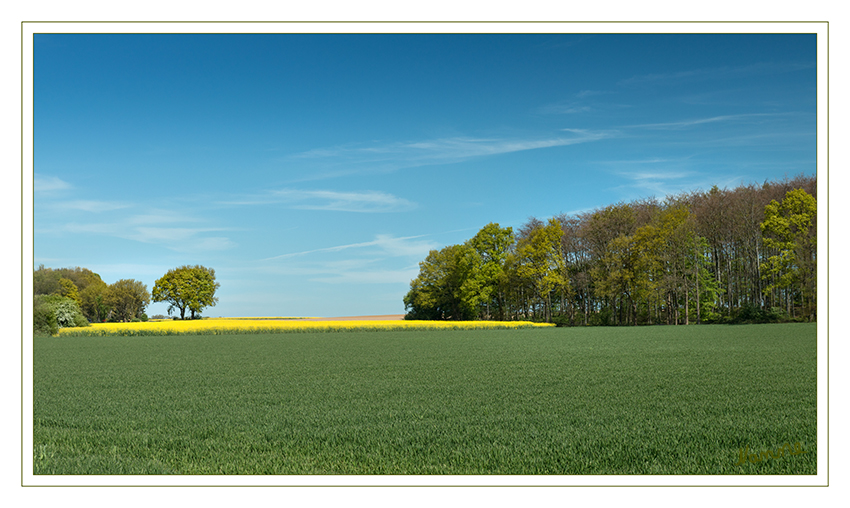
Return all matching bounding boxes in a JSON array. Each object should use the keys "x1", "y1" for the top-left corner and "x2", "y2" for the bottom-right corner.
[
  {"x1": 57, "y1": 277, "x2": 81, "y2": 306},
  {"x1": 465, "y1": 223, "x2": 514, "y2": 320},
  {"x1": 186, "y1": 266, "x2": 220, "y2": 319},
  {"x1": 152, "y1": 265, "x2": 220, "y2": 320},
  {"x1": 760, "y1": 188, "x2": 817, "y2": 320},
  {"x1": 515, "y1": 218, "x2": 569, "y2": 323}
]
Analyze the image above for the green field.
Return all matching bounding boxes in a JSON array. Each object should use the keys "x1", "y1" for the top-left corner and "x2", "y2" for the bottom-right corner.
[{"x1": 33, "y1": 323, "x2": 817, "y2": 475}]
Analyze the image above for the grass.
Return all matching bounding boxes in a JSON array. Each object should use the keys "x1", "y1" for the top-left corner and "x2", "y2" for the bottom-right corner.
[{"x1": 33, "y1": 323, "x2": 817, "y2": 475}]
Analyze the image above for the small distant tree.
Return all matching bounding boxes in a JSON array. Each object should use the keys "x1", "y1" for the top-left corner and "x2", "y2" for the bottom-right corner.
[
  {"x1": 106, "y1": 279, "x2": 151, "y2": 322},
  {"x1": 152, "y1": 265, "x2": 220, "y2": 319}
]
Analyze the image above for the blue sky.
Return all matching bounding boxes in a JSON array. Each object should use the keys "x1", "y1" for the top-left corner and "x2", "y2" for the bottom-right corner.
[{"x1": 33, "y1": 33, "x2": 817, "y2": 318}]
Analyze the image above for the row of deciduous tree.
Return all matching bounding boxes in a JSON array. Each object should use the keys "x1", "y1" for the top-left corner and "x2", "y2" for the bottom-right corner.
[
  {"x1": 33, "y1": 265, "x2": 221, "y2": 332},
  {"x1": 34, "y1": 266, "x2": 151, "y2": 325},
  {"x1": 404, "y1": 175, "x2": 817, "y2": 325}
]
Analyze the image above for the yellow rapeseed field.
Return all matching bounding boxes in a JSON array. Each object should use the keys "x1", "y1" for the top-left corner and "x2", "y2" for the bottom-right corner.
[{"x1": 56, "y1": 318, "x2": 554, "y2": 337}]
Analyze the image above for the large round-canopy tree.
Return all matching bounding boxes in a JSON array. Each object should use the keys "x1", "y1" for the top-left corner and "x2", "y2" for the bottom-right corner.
[{"x1": 152, "y1": 265, "x2": 220, "y2": 319}]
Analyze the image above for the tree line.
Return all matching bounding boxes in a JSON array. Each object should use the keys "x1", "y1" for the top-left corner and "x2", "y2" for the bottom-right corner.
[
  {"x1": 33, "y1": 264, "x2": 220, "y2": 335},
  {"x1": 404, "y1": 175, "x2": 817, "y2": 325}
]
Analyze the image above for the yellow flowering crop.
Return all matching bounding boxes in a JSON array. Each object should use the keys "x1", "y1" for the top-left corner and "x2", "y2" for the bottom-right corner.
[{"x1": 56, "y1": 318, "x2": 554, "y2": 337}]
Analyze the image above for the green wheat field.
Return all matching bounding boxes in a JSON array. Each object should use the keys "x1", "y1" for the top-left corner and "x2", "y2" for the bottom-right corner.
[{"x1": 33, "y1": 323, "x2": 817, "y2": 475}]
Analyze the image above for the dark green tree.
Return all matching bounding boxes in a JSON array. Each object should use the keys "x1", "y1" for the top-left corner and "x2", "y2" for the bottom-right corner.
[{"x1": 404, "y1": 245, "x2": 477, "y2": 320}]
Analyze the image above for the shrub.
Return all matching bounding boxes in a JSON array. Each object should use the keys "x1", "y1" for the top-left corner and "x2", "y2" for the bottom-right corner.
[
  {"x1": 33, "y1": 301, "x2": 58, "y2": 336},
  {"x1": 727, "y1": 304, "x2": 791, "y2": 324},
  {"x1": 551, "y1": 314, "x2": 572, "y2": 327},
  {"x1": 588, "y1": 308, "x2": 614, "y2": 326},
  {"x1": 35, "y1": 294, "x2": 89, "y2": 329}
]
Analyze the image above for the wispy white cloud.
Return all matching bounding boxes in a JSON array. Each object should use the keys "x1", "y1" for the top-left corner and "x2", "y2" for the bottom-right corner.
[
  {"x1": 59, "y1": 209, "x2": 236, "y2": 252},
  {"x1": 64, "y1": 221, "x2": 235, "y2": 251},
  {"x1": 277, "y1": 189, "x2": 415, "y2": 213},
  {"x1": 55, "y1": 200, "x2": 132, "y2": 213},
  {"x1": 536, "y1": 89, "x2": 636, "y2": 117},
  {"x1": 223, "y1": 188, "x2": 416, "y2": 213},
  {"x1": 618, "y1": 61, "x2": 815, "y2": 87},
  {"x1": 257, "y1": 233, "x2": 440, "y2": 286},
  {"x1": 608, "y1": 169, "x2": 700, "y2": 198},
  {"x1": 34, "y1": 174, "x2": 71, "y2": 192},
  {"x1": 537, "y1": 103, "x2": 592, "y2": 115},
  {"x1": 310, "y1": 268, "x2": 421, "y2": 285},
  {"x1": 291, "y1": 130, "x2": 611, "y2": 170},
  {"x1": 537, "y1": 90, "x2": 616, "y2": 115},
  {"x1": 613, "y1": 158, "x2": 669, "y2": 165},
  {"x1": 126, "y1": 209, "x2": 202, "y2": 224},
  {"x1": 263, "y1": 234, "x2": 437, "y2": 262},
  {"x1": 626, "y1": 113, "x2": 783, "y2": 130}
]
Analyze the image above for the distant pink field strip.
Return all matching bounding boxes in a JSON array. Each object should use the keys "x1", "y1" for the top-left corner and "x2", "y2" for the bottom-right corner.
[{"x1": 296, "y1": 315, "x2": 406, "y2": 322}]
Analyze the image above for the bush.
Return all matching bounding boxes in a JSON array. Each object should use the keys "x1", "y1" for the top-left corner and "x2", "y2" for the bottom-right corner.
[
  {"x1": 551, "y1": 314, "x2": 572, "y2": 327},
  {"x1": 588, "y1": 308, "x2": 614, "y2": 326},
  {"x1": 33, "y1": 302, "x2": 58, "y2": 336},
  {"x1": 35, "y1": 294, "x2": 89, "y2": 329},
  {"x1": 723, "y1": 304, "x2": 792, "y2": 324},
  {"x1": 73, "y1": 313, "x2": 89, "y2": 327}
]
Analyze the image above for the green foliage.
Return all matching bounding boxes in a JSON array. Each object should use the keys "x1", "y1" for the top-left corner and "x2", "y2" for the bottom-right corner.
[
  {"x1": 80, "y1": 280, "x2": 111, "y2": 323},
  {"x1": 34, "y1": 294, "x2": 88, "y2": 331},
  {"x1": 106, "y1": 279, "x2": 151, "y2": 322},
  {"x1": 36, "y1": 266, "x2": 112, "y2": 323},
  {"x1": 34, "y1": 265, "x2": 105, "y2": 296},
  {"x1": 57, "y1": 278, "x2": 81, "y2": 306},
  {"x1": 404, "y1": 244, "x2": 478, "y2": 320},
  {"x1": 34, "y1": 265, "x2": 62, "y2": 295},
  {"x1": 34, "y1": 325, "x2": 816, "y2": 474},
  {"x1": 464, "y1": 223, "x2": 515, "y2": 319},
  {"x1": 405, "y1": 223, "x2": 521, "y2": 321},
  {"x1": 514, "y1": 218, "x2": 569, "y2": 322},
  {"x1": 33, "y1": 300, "x2": 59, "y2": 336},
  {"x1": 152, "y1": 265, "x2": 220, "y2": 320},
  {"x1": 761, "y1": 189, "x2": 817, "y2": 320},
  {"x1": 403, "y1": 177, "x2": 816, "y2": 327}
]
